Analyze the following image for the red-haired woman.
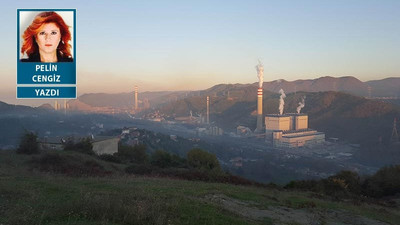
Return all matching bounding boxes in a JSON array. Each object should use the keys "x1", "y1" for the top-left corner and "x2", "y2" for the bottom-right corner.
[{"x1": 21, "y1": 11, "x2": 73, "y2": 62}]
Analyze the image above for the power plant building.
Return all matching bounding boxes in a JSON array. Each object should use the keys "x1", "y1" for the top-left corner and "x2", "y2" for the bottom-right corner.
[{"x1": 265, "y1": 114, "x2": 325, "y2": 148}]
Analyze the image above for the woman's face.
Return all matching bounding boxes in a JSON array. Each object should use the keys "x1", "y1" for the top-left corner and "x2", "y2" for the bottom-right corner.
[{"x1": 36, "y1": 23, "x2": 61, "y2": 55}]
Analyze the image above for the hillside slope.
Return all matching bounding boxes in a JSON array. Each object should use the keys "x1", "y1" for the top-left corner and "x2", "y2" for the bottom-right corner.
[
  {"x1": 1, "y1": 150, "x2": 399, "y2": 225},
  {"x1": 366, "y1": 77, "x2": 400, "y2": 97},
  {"x1": 154, "y1": 91, "x2": 400, "y2": 144}
]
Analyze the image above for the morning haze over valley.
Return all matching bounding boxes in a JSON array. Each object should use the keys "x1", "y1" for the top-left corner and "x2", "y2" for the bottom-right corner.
[{"x1": 1, "y1": 1, "x2": 400, "y2": 225}]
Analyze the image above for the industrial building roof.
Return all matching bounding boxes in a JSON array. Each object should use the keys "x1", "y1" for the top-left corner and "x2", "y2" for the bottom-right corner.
[
  {"x1": 265, "y1": 113, "x2": 307, "y2": 117},
  {"x1": 282, "y1": 132, "x2": 325, "y2": 139},
  {"x1": 283, "y1": 128, "x2": 313, "y2": 134},
  {"x1": 265, "y1": 114, "x2": 291, "y2": 118},
  {"x1": 285, "y1": 113, "x2": 308, "y2": 116}
]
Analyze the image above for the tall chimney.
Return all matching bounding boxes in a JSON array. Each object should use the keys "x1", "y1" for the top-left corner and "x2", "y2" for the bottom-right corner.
[
  {"x1": 207, "y1": 96, "x2": 210, "y2": 124},
  {"x1": 256, "y1": 88, "x2": 263, "y2": 131},
  {"x1": 64, "y1": 99, "x2": 67, "y2": 115},
  {"x1": 134, "y1": 86, "x2": 138, "y2": 111},
  {"x1": 255, "y1": 61, "x2": 264, "y2": 132}
]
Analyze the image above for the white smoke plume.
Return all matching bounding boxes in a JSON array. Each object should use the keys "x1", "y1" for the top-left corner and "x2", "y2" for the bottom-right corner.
[
  {"x1": 296, "y1": 96, "x2": 306, "y2": 114},
  {"x1": 255, "y1": 60, "x2": 264, "y2": 88},
  {"x1": 278, "y1": 89, "x2": 286, "y2": 115}
]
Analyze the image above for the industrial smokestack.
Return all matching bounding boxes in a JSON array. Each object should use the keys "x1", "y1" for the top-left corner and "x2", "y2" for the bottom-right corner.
[
  {"x1": 255, "y1": 61, "x2": 264, "y2": 132},
  {"x1": 279, "y1": 89, "x2": 286, "y2": 115},
  {"x1": 64, "y1": 99, "x2": 67, "y2": 115},
  {"x1": 296, "y1": 96, "x2": 306, "y2": 114},
  {"x1": 256, "y1": 88, "x2": 263, "y2": 130},
  {"x1": 207, "y1": 96, "x2": 210, "y2": 124},
  {"x1": 134, "y1": 86, "x2": 138, "y2": 111}
]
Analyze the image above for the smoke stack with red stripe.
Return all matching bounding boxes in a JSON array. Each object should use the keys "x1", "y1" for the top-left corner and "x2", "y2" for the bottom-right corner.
[{"x1": 255, "y1": 60, "x2": 264, "y2": 132}]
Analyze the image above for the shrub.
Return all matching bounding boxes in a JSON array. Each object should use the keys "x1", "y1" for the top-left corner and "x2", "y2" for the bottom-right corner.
[
  {"x1": 285, "y1": 166, "x2": 400, "y2": 199},
  {"x1": 64, "y1": 137, "x2": 94, "y2": 155},
  {"x1": 170, "y1": 154, "x2": 187, "y2": 168},
  {"x1": 151, "y1": 150, "x2": 172, "y2": 168},
  {"x1": 16, "y1": 131, "x2": 39, "y2": 154},
  {"x1": 284, "y1": 180, "x2": 319, "y2": 191},
  {"x1": 150, "y1": 150, "x2": 186, "y2": 168},
  {"x1": 285, "y1": 170, "x2": 362, "y2": 199},
  {"x1": 330, "y1": 170, "x2": 361, "y2": 195},
  {"x1": 99, "y1": 154, "x2": 121, "y2": 163},
  {"x1": 34, "y1": 153, "x2": 65, "y2": 169},
  {"x1": 117, "y1": 144, "x2": 148, "y2": 163},
  {"x1": 321, "y1": 178, "x2": 349, "y2": 199},
  {"x1": 156, "y1": 168, "x2": 258, "y2": 186},
  {"x1": 363, "y1": 165, "x2": 400, "y2": 197},
  {"x1": 187, "y1": 148, "x2": 222, "y2": 173},
  {"x1": 30, "y1": 153, "x2": 110, "y2": 176},
  {"x1": 125, "y1": 164, "x2": 153, "y2": 175}
]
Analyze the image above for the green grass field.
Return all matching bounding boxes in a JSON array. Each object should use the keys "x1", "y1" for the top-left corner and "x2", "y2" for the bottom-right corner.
[{"x1": 1, "y1": 150, "x2": 399, "y2": 225}]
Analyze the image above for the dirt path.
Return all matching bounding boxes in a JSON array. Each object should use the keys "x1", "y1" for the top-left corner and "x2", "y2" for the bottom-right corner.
[{"x1": 204, "y1": 194, "x2": 391, "y2": 225}]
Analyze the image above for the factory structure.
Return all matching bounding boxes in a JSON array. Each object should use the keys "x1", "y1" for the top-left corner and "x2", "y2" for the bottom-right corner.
[
  {"x1": 253, "y1": 61, "x2": 325, "y2": 148},
  {"x1": 265, "y1": 113, "x2": 325, "y2": 148}
]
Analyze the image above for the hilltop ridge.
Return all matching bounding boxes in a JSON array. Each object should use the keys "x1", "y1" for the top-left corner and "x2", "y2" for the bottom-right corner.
[
  {"x1": 0, "y1": 148, "x2": 399, "y2": 225},
  {"x1": 30, "y1": 76, "x2": 397, "y2": 111}
]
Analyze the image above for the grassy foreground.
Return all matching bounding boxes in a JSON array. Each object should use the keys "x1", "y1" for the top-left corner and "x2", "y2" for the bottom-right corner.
[{"x1": 0, "y1": 150, "x2": 399, "y2": 225}]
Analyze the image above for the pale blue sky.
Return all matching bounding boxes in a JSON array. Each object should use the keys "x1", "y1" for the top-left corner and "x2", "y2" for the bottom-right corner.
[{"x1": 1, "y1": 0, "x2": 399, "y2": 105}]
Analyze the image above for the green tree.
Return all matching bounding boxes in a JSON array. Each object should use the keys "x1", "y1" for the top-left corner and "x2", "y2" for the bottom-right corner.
[
  {"x1": 16, "y1": 131, "x2": 39, "y2": 154},
  {"x1": 117, "y1": 144, "x2": 148, "y2": 163},
  {"x1": 64, "y1": 137, "x2": 94, "y2": 155},
  {"x1": 151, "y1": 150, "x2": 172, "y2": 168},
  {"x1": 151, "y1": 150, "x2": 186, "y2": 168},
  {"x1": 187, "y1": 148, "x2": 221, "y2": 172},
  {"x1": 330, "y1": 170, "x2": 362, "y2": 195},
  {"x1": 363, "y1": 165, "x2": 400, "y2": 197}
]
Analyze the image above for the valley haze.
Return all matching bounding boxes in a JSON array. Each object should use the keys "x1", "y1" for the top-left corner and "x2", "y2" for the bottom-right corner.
[{"x1": 1, "y1": 1, "x2": 400, "y2": 224}]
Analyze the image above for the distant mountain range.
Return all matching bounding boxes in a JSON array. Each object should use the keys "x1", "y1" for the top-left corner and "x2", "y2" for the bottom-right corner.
[
  {"x1": 0, "y1": 101, "x2": 50, "y2": 115},
  {"x1": 59, "y1": 75, "x2": 400, "y2": 145},
  {"x1": 0, "y1": 101, "x2": 138, "y2": 148},
  {"x1": 366, "y1": 77, "x2": 400, "y2": 97},
  {"x1": 1, "y1": 76, "x2": 400, "y2": 146},
  {"x1": 62, "y1": 76, "x2": 400, "y2": 112},
  {"x1": 66, "y1": 91, "x2": 192, "y2": 113}
]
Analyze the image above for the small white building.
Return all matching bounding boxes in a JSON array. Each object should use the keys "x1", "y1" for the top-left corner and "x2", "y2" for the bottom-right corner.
[{"x1": 92, "y1": 136, "x2": 120, "y2": 155}]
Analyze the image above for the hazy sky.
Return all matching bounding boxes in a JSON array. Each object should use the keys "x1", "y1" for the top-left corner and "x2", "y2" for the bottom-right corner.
[{"x1": 1, "y1": 0, "x2": 399, "y2": 105}]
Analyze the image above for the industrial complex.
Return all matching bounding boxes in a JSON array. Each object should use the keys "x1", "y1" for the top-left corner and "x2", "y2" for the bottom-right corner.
[
  {"x1": 265, "y1": 113, "x2": 325, "y2": 148},
  {"x1": 253, "y1": 61, "x2": 325, "y2": 148},
  {"x1": 128, "y1": 61, "x2": 325, "y2": 149}
]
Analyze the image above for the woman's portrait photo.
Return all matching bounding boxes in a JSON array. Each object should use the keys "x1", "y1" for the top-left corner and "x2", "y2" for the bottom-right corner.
[{"x1": 20, "y1": 11, "x2": 74, "y2": 63}]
